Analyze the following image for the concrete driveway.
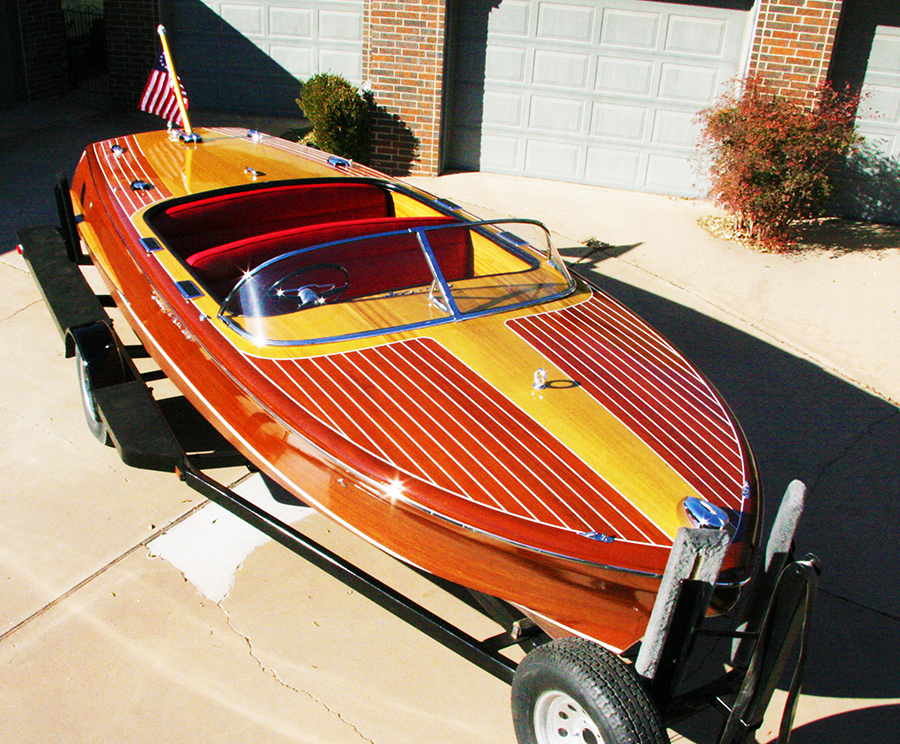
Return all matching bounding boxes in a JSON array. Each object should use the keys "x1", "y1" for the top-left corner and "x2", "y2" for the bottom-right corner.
[{"x1": 2, "y1": 92, "x2": 899, "y2": 742}]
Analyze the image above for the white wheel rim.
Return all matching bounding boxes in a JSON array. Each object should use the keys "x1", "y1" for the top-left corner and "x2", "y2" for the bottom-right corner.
[{"x1": 533, "y1": 690, "x2": 604, "y2": 744}]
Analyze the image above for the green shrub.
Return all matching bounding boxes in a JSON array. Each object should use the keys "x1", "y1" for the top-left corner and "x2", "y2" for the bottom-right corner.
[
  {"x1": 696, "y1": 76, "x2": 861, "y2": 249},
  {"x1": 297, "y1": 73, "x2": 372, "y2": 163}
]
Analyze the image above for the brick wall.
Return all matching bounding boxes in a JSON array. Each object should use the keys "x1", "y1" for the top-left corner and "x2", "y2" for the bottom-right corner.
[
  {"x1": 364, "y1": 0, "x2": 445, "y2": 176},
  {"x1": 748, "y1": 0, "x2": 844, "y2": 104},
  {"x1": 106, "y1": 0, "x2": 159, "y2": 109},
  {"x1": 18, "y1": 0, "x2": 68, "y2": 99}
]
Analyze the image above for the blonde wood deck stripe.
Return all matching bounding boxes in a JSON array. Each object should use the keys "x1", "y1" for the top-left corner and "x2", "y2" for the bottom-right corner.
[
  {"x1": 247, "y1": 129, "x2": 388, "y2": 179},
  {"x1": 404, "y1": 340, "x2": 664, "y2": 542},
  {"x1": 392, "y1": 342, "x2": 601, "y2": 530},
  {"x1": 509, "y1": 295, "x2": 747, "y2": 511},
  {"x1": 549, "y1": 304, "x2": 743, "y2": 494},
  {"x1": 247, "y1": 338, "x2": 669, "y2": 545},
  {"x1": 378, "y1": 339, "x2": 668, "y2": 542}
]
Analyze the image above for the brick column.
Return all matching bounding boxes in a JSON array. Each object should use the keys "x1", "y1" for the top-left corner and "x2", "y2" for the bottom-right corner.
[
  {"x1": 748, "y1": 0, "x2": 843, "y2": 104},
  {"x1": 364, "y1": 0, "x2": 446, "y2": 176},
  {"x1": 106, "y1": 0, "x2": 160, "y2": 109},
  {"x1": 18, "y1": 0, "x2": 68, "y2": 99}
]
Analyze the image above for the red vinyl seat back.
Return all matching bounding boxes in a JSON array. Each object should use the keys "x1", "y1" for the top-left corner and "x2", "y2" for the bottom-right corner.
[
  {"x1": 150, "y1": 183, "x2": 393, "y2": 257},
  {"x1": 188, "y1": 216, "x2": 471, "y2": 299}
]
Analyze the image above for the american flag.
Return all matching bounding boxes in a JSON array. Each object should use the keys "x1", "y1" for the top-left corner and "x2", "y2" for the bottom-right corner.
[{"x1": 138, "y1": 53, "x2": 188, "y2": 125}]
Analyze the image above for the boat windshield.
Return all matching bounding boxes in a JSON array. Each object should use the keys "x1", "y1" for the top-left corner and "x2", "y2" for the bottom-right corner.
[{"x1": 218, "y1": 219, "x2": 575, "y2": 346}]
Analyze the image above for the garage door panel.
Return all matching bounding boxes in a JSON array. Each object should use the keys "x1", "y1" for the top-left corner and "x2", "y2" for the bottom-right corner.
[
  {"x1": 533, "y1": 51, "x2": 590, "y2": 88},
  {"x1": 318, "y1": 49, "x2": 362, "y2": 79},
  {"x1": 848, "y1": 25, "x2": 900, "y2": 154},
  {"x1": 269, "y1": 7, "x2": 313, "y2": 38},
  {"x1": 486, "y1": 46, "x2": 528, "y2": 82},
  {"x1": 319, "y1": 9, "x2": 363, "y2": 41},
  {"x1": 658, "y1": 63, "x2": 720, "y2": 103},
  {"x1": 270, "y1": 45, "x2": 314, "y2": 78},
  {"x1": 484, "y1": 91, "x2": 525, "y2": 127},
  {"x1": 525, "y1": 139, "x2": 580, "y2": 177},
  {"x1": 448, "y1": 0, "x2": 749, "y2": 196},
  {"x1": 868, "y1": 29, "x2": 900, "y2": 74},
  {"x1": 665, "y1": 15, "x2": 726, "y2": 55},
  {"x1": 537, "y1": 3, "x2": 595, "y2": 42},
  {"x1": 529, "y1": 95, "x2": 585, "y2": 132},
  {"x1": 590, "y1": 102, "x2": 646, "y2": 140},
  {"x1": 858, "y1": 85, "x2": 900, "y2": 124},
  {"x1": 595, "y1": 57, "x2": 654, "y2": 96},
  {"x1": 586, "y1": 146, "x2": 642, "y2": 185},
  {"x1": 220, "y1": 4, "x2": 264, "y2": 34},
  {"x1": 600, "y1": 8, "x2": 658, "y2": 49},
  {"x1": 486, "y1": 0, "x2": 532, "y2": 36},
  {"x1": 646, "y1": 152, "x2": 694, "y2": 191},
  {"x1": 651, "y1": 109, "x2": 698, "y2": 147},
  {"x1": 481, "y1": 135, "x2": 521, "y2": 170}
]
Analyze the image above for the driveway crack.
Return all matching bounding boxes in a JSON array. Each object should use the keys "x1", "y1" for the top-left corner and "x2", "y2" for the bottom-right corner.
[
  {"x1": 0, "y1": 298, "x2": 43, "y2": 323},
  {"x1": 808, "y1": 407, "x2": 900, "y2": 493},
  {"x1": 218, "y1": 606, "x2": 376, "y2": 743}
]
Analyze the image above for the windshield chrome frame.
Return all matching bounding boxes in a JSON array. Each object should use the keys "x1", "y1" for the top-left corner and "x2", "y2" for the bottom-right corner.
[{"x1": 217, "y1": 218, "x2": 576, "y2": 347}]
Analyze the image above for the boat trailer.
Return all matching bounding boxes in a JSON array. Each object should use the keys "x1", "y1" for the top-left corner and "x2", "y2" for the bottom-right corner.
[{"x1": 19, "y1": 205, "x2": 820, "y2": 744}]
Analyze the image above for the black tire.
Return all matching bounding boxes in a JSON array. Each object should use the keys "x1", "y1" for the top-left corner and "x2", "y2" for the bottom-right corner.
[
  {"x1": 512, "y1": 637, "x2": 668, "y2": 744},
  {"x1": 76, "y1": 345, "x2": 110, "y2": 446}
]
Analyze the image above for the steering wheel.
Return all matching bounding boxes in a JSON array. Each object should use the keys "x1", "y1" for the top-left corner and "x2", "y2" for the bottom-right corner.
[{"x1": 265, "y1": 263, "x2": 350, "y2": 310}]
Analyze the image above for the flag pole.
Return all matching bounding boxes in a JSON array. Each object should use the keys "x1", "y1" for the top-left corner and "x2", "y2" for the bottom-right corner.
[{"x1": 156, "y1": 25, "x2": 198, "y2": 141}]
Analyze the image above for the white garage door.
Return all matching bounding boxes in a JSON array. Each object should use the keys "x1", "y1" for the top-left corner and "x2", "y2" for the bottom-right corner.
[
  {"x1": 829, "y1": 0, "x2": 900, "y2": 224},
  {"x1": 855, "y1": 26, "x2": 900, "y2": 159},
  {"x1": 168, "y1": 0, "x2": 363, "y2": 116},
  {"x1": 447, "y1": 0, "x2": 751, "y2": 196}
]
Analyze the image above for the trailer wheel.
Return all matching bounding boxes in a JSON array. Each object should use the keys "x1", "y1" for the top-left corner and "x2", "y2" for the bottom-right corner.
[
  {"x1": 76, "y1": 345, "x2": 110, "y2": 446},
  {"x1": 512, "y1": 637, "x2": 667, "y2": 744}
]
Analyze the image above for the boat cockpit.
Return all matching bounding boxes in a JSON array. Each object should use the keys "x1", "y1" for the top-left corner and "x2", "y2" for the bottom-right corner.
[{"x1": 145, "y1": 178, "x2": 575, "y2": 346}]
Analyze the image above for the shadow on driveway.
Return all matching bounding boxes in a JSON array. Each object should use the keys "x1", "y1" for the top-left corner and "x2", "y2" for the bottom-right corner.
[{"x1": 578, "y1": 268, "x2": 900, "y2": 741}]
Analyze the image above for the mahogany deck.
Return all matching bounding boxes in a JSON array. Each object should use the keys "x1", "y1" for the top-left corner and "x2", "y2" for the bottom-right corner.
[
  {"x1": 69, "y1": 127, "x2": 760, "y2": 650},
  {"x1": 246, "y1": 337, "x2": 671, "y2": 547}
]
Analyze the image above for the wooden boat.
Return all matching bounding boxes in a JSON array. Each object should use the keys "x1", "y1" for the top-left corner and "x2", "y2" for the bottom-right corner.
[{"x1": 67, "y1": 126, "x2": 759, "y2": 655}]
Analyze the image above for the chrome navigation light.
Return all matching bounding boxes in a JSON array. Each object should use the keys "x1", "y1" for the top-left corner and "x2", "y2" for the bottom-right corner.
[{"x1": 681, "y1": 497, "x2": 731, "y2": 531}]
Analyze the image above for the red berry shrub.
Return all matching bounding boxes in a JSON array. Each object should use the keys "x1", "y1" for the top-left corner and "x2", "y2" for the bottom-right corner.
[{"x1": 697, "y1": 76, "x2": 861, "y2": 250}]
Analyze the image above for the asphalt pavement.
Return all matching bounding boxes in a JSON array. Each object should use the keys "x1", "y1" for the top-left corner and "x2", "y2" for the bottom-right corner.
[{"x1": 2, "y1": 91, "x2": 898, "y2": 743}]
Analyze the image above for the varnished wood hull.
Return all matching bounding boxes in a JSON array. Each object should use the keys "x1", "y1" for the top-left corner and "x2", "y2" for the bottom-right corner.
[{"x1": 71, "y1": 128, "x2": 759, "y2": 651}]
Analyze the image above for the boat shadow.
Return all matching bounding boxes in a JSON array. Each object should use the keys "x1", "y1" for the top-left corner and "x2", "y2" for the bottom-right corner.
[{"x1": 578, "y1": 270, "x2": 900, "y2": 742}]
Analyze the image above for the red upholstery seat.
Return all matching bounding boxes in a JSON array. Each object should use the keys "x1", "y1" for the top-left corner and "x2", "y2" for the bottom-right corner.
[
  {"x1": 149, "y1": 183, "x2": 393, "y2": 257},
  {"x1": 188, "y1": 216, "x2": 471, "y2": 299}
]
